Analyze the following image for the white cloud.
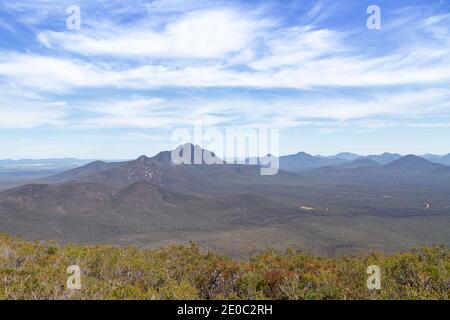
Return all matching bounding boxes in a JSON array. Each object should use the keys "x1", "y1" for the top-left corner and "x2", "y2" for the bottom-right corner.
[
  {"x1": 279, "y1": 88, "x2": 450, "y2": 121},
  {"x1": 0, "y1": 6, "x2": 448, "y2": 93},
  {"x1": 0, "y1": 54, "x2": 123, "y2": 92},
  {"x1": 143, "y1": 0, "x2": 221, "y2": 13},
  {"x1": 50, "y1": 87, "x2": 450, "y2": 131},
  {"x1": 38, "y1": 9, "x2": 265, "y2": 59},
  {"x1": 0, "y1": 3, "x2": 449, "y2": 134},
  {"x1": 0, "y1": 90, "x2": 66, "y2": 128},
  {"x1": 88, "y1": 98, "x2": 165, "y2": 117},
  {"x1": 69, "y1": 96, "x2": 231, "y2": 129},
  {"x1": 1, "y1": 49, "x2": 449, "y2": 94},
  {"x1": 249, "y1": 26, "x2": 346, "y2": 70}
]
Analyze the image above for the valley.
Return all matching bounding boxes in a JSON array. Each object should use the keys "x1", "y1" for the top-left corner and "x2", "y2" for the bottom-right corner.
[{"x1": 0, "y1": 144, "x2": 449, "y2": 258}]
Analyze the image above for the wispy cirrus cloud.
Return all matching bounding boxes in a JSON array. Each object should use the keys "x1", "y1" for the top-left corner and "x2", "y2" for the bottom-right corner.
[
  {"x1": 0, "y1": 87, "x2": 66, "y2": 128},
  {"x1": 1, "y1": 45, "x2": 449, "y2": 93},
  {"x1": 46, "y1": 87, "x2": 449, "y2": 131},
  {"x1": 0, "y1": 0, "x2": 449, "y2": 156},
  {"x1": 38, "y1": 8, "x2": 267, "y2": 59},
  {"x1": 0, "y1": 53, "x2": 122, "y2": 92},
  {"x1": 0, "y1": 2, "x2": 448, "y2": 93}
]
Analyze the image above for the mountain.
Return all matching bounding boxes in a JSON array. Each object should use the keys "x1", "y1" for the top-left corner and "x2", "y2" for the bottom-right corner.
[
  {"x1": 334, "y1": 152, "x2": 360, "y2": 160},
  {"x1": 0, "y1": 179, "x2": 301, "y2": 243},
  {"x1": 37, "y1": 160, "x2": 124, "y2": 184},
  {"x1": 37, "y1": 144, "x2": 297, "y2": 196},
  {"x1": 36, "y1": 144, "x2": 211, "y2": 185},
  {"x1": 1, "y1": 145, "x2": 450, "y2": 257},
  {"x1": 302, "y1": 154, "x2": 450, "y2": 188},
  {"x1": 422, "y1": 153, "x2": 450, "y2": 166},
  {"x1": 244, "y1": 154, "x2": 275, "y2": 166},
  {"x1": 301, "y1": 158, "x2": 380, "y2": 179},
  {"x1": 244, "y1": 151, "x2": 449, "y2": 173},
  {"x1": 429, "y1": 166, "x2": 450, "y2": 175},
  {"x1": 442, "y1": 154, "x2": 450, "y2": 165},
  {"x1": 0, "y1": 158, "x2": 95, "y2": 170},
  {"x1": 361, "y1": 152, "x2": 402, "y2": 165},
  {"x1": 0, "y1": 158, "x2": 88, "y2": 165},
  {"x1": 0, "y1": 182, "x2": 115, "y2": 214},
  {"x1": 338, "y1": 158, "x2": 380, "y2": 169},
  {"x1": 383, "y1": 155, "x2": 444, "y2": 171},
  {"x1": 279, "y1": 151, "x2": 348, "y2": 172}
]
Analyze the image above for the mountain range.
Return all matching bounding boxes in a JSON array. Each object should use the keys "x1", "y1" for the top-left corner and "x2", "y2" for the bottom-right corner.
[
  {"x1": 2, "y1": 150, "x2": 449, "y2": 172},
  {"x1": 0, "y1": 158, "x2": 95, "y2": 170},
  {"x1": 278, "y1": 151, "x2": 450, "y2": 172},
  {"x1": 0, "y1": 143, "x2": 449, "y2": 257}
]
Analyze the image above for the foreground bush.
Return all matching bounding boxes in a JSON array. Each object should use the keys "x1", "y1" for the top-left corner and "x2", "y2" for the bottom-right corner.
[{"x1": 0, "y1": 233, "x2": 448, "y2": 300}]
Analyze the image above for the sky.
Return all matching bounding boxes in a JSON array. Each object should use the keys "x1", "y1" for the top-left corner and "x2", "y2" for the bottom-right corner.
[{"x1": 0, "y1": 0, "x2": 449, "y2": 159}]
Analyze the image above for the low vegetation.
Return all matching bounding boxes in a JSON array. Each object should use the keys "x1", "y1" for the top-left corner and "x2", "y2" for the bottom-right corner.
[{"x1": 0, "y1": 233, "x2": 448, "y2": 300}]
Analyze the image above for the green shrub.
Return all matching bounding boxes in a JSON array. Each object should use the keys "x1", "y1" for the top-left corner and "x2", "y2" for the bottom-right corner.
[{"x1": 0, "y1": 233, "x2": 448, "y2": 300}]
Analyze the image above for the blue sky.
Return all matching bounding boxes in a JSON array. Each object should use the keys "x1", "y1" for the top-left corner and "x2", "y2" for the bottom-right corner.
[{"x1": 0, "y1": 0, "x2": 449, "y2": 159}]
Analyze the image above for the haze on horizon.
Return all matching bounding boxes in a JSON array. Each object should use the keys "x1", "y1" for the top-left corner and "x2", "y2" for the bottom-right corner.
[{"x1": 0, "y1": 0, "x2": 449, "y2": 159}]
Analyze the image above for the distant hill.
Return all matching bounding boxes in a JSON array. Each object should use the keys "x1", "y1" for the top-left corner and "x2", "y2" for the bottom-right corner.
[
  {"x1": 0, "y1": 158, "x2": 95, "y2": 170},
  {"x1": 428, "y1": 166, "x2": 450, "y2": 179},
  {"x1": 276, "y1": 150, "x2": 450, "y2": 172},
  {"x1": 0, "y1": 143, "x2": 306, "y2": 242},
  {"x1": 334, "y1": 152, "x2": 359, "y2": 160},
  {"x1": 1, "y1": 145, "x2": 450, "y2": 257},
  {"x1": 0, "y1": 179, "x2": 300, "y2": 242},
  {"x1": 279, "y1": 152, "x2": 348, "y2": 172},
  {"x1": 442, "y1": 154, "x2": 450, "y2": 165},
  {"x1": 36, "y1": 144, "x2": 297, "y2": 196},
  {"x1": 338, "y1": 158, "x2": 380, "y2": 169},
  {"x1": 302, "y1": 154, "x2": 450, "y2": 189},
  {"x1": 0, "y1": 158, "x2": 87, "y2": 165},
  {"x1": 302, "y1": 158, "x2": 380, "y2": 178},
  {"x1": 383, "y1": 155, "x2": 444, "y2": 171},
  {"x1": 37, "y1": 160, "x2": 124, "y2": 184},
  {"x1": 361, "y1": 152, "x2": 402, "y2": 165},
  {"x1": 422, "y1": 153, "x2": 450, "y2": 166}
]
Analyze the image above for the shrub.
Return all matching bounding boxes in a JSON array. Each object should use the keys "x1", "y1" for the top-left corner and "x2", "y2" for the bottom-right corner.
[{"x1": 0, "y1": 233, "x2": 448, "y2": 300}]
